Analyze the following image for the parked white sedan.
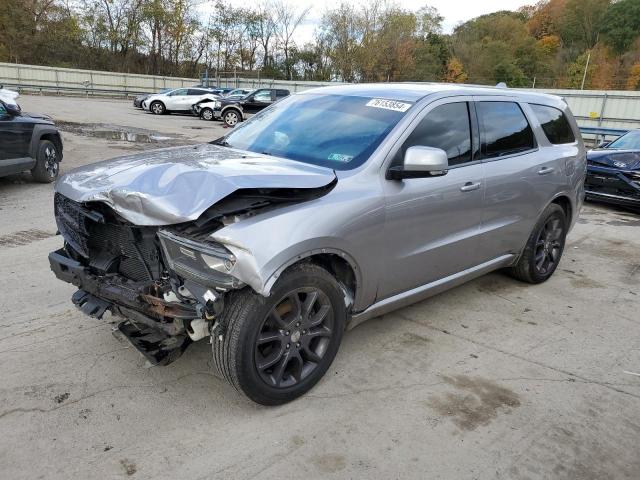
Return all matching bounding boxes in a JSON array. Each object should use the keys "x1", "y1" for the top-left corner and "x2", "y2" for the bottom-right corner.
[{"x1": 142, "y1": 88, "x2": 219, "y2": 115}]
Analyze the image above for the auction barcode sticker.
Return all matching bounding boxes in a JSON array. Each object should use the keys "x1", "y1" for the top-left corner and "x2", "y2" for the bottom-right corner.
[{"x1": 366, "y1": 98, "x2": 412, "y2": 112}]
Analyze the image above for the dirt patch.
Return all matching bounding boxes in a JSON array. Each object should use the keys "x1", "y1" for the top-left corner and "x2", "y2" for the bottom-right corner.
[
  {"x1": 120, "y1": 459, "x2": 137, "y2": 476},
  {"x1": 312, "y1": 454, "x2": 346, "y2": 474},
  {"x1": 427, "y1": 375, "x2": 520, "y2": 431},
  {"x1": 54, "y1": 392, "x2": 70, "y2": 404},
  {"x1": 0, "y1": 229, "x2": 55, "y2": 248}
]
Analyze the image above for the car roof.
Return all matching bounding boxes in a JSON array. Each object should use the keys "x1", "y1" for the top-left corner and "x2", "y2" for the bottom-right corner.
[{"x1": 301, "y1": 82, "x2": 563, "y2": 105}]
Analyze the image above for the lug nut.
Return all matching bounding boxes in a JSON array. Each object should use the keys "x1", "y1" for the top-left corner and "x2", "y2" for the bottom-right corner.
[
  {"x1": 286, "y1": 331, "x2": 290, "y2": 335},
  {"x1": 286, "y1": 343, "x2": 290, "y2": 349},
  {"x1": 296, "y1": 343, "x2": 301, "y2": 348},
  {"x1": 296, "y1": 322, "x2": 300, "y2": 327}
]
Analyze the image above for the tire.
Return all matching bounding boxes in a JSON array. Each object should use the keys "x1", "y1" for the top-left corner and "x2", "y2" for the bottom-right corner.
[
  {"x1": 201, "y1": 108, "x2": 214, "y2": 121},
  {"x1": 150, "y1": 101, "x2": 165, "y2": 115},
  {"x1": 31, "y1": 139, "x2": 60, "y2": 183},
  {"x1": 508, "y1": 203, "x2": 567, "y2": 284},
  {"x1": 223, "y1": 109, "x2": 241, "y2": 127},
  {"x1": 212, "y1": 263, "x2": 346, "y2": 405}
]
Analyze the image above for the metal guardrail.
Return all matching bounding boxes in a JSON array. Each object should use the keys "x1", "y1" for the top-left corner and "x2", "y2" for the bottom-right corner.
[{"x1": 1, "y1": 82, "x2": 148, "y2": 98}]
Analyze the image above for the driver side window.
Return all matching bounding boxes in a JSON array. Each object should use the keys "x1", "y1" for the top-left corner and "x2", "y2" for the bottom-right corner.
[
  {"x1": 394, "y1": 102, "x2": 474, "y2": 167},
  {"x1": 254, "y1": 91, "x2": 272, "y2": 103},
  {"x1": 169, "y1": 89, "x2": 187, "y2": 96},
  {"x1": 0, "y1": 103, "x2": 7, "y2": 116}
]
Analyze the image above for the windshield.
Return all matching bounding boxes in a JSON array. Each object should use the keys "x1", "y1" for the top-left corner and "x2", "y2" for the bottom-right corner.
[
  {"x1": 606, "y1": 130, "x2": 640, "y2": 150},
  {"x1": 220, "y1": 93, "x2": 413, "y2": 170}
]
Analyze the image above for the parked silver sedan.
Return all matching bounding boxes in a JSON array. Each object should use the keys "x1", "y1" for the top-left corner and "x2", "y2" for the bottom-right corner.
[{"x1": 49, "y1": 84, "x2": 586, "y2": 404}]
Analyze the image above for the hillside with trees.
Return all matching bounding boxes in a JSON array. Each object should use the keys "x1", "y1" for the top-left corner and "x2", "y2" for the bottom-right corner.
[{"x1": 1, "y1": 0, "x2": 640, "y2": 89}]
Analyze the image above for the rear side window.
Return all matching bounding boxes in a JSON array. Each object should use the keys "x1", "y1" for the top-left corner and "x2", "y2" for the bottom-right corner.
[
  {"x1": 477, "y1": 102, "x2": 535, "y2": 158},
  {"x1": 276, "y1": 90, "x2": 289, "y2": 98},
  {"x1": 396, "y1": 102, "x2": 473, "y2": 167},
  {"x1": 530, "y1": 104, "x2": 575, "y2": 144}
]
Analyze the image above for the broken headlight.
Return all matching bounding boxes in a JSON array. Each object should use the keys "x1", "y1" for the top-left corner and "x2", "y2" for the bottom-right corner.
[{"x1": 158, "y1": 230, "x2": 241, "y2": 288}]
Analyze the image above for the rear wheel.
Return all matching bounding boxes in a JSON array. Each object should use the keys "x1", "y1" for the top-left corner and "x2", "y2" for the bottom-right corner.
[
  {"x1": 508, "y1": 203, "x2": 567, "y2": 284},
  {"x1": 212, "y1": 263, "x2": 346, "y2": 405},
  {"x1": 31, "y1": 139, "x2": 60, "y2": 183},
  {"x1": 150, "y1": 101, "x2": 165, "y2": 115},
  {"x1": 223, "y1": 109, "x2": 240, "y2": 127},
  {"x1": 201, "y1": 108, "x2": 214, "y2": 121}
]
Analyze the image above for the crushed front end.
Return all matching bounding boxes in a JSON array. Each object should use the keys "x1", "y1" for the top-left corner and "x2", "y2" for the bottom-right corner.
[{"x1": 49, "y1": 193, "x2": 238, "y2": 365}]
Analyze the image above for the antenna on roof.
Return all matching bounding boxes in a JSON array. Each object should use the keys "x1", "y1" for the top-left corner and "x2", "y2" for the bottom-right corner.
[{"x1": 496, "y1": 82, "x2": 508, "y2": 88}]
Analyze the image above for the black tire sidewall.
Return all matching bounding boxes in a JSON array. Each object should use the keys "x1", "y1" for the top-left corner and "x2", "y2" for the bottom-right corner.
[
  {"x1": 235, "y1": 266, "x2": 345, "y2": 405},
  {"x1": 526, "y1": 205, "x2": 567, "y2": 283},
  {"x1": 32, "y1": 139, "x2": 59, "y2": 182}
]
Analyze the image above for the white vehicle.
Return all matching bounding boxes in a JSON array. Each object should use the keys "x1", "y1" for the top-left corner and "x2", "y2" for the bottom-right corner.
[
  {"x1": 142, "y1": 88, "x2": 220, "y2": 115},
  {"x1": 0, "y1": 85, "x2": 19, "y2": 106}
]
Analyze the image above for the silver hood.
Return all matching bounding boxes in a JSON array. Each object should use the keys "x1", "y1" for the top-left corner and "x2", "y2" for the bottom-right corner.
[{"x1": 55, "y1": 144, "x2": 336, "y2": 225}]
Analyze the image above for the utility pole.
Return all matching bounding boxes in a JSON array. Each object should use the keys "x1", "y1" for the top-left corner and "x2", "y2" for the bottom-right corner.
[{"x1": 581, "y1": 50, "x2": 591, "y2": 90}]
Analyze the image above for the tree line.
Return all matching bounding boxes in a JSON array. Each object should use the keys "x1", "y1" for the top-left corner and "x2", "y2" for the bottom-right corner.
[{"x1": 1, "y1": 0, "x2": 640, "y2": 90}]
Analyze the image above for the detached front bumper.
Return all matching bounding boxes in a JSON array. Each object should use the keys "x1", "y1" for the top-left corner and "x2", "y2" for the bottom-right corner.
[
  {"x1": 49, "y1": 248, "x2": 195, "y2": 365},
  {"x1": 585, "y1": 164, "x2": 640, "y2": 208}
]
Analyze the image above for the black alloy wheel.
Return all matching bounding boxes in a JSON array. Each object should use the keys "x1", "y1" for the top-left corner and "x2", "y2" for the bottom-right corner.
[{"x1": 254, "y1": 288, "x2": 334, "y2": 388}]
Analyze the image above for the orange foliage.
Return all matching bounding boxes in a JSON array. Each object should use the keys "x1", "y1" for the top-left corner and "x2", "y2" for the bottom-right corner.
[{"x1": 444, "y1": 57, "x2": 468, "y2": 83}]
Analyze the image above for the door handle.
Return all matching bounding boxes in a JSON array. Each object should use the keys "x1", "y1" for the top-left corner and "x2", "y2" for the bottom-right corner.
[
  {"x1": 460, "y1": 181, "x2": 481, "y2": 192},
  {"x1": 538, "y1": 167, "x2": 555, "y2": 175}
]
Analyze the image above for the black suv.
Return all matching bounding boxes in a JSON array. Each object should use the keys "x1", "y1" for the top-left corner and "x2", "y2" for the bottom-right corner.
[
  {"x1": 196, "y1": 88, "x2": 290, "y2": 126},
  {"x1": 0, "y1": 100, "x2": 63, "y2": 183}
]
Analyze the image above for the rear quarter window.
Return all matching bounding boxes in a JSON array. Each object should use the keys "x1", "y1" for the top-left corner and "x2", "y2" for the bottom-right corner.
[
  {"x1": 530, "y1": 104, "x2": 576, "y2": 144},
  {"x1": 477, "y1": 101, "x2": 536, "y2": 158}
]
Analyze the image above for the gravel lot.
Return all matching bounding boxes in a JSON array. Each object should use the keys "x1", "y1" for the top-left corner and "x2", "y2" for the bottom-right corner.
[{"x1": 1, "y1": 95, "x2": 639, "y2": 480}]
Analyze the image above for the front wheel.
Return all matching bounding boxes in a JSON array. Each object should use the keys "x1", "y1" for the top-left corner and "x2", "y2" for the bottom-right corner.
[
  {"x1": 212, "y1": 263, "x2": 346, "y2": 405},
  {"x1": 201, "y1": 108, "x2": 214, "y2": 121},
  {"x1": 31, "y1": 139, "x2": 60, "y2": 183},
  {"x1": 150, "y1": 101, "x2": 165, "y2": 115},
  {"x1": 508, "y1": 203, "x2": 567, "y2": 284}
]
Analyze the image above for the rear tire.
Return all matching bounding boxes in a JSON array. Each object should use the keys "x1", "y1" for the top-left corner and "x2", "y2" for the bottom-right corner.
[
  {"x1": 223, "y1": 109, "x2": 241, "y2": 127},
  {"x1": 508, "y1": 203, "x2": 567, "y2": 284},
  {"x1": 212, "y1": 263, "x2": 346, "y2": 405},
  {"x1": 31, "y1": 139, "x2": 60, "y2": 183},
  {"x1": 150, "y1": 101, "x2": 165, "y2": 115}
]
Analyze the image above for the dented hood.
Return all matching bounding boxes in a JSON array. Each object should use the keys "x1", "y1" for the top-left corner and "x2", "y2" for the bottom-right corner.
[{"x1": 55, "y1": 143, "x2": 336, "y2": 225}]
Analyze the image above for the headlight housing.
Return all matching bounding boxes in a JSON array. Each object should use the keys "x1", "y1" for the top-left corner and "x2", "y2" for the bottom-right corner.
[
  {"x1": 214, "y1": 101, "x2": 221, "y2": 108},
  {"x1": 158, "y1": 230, "x2": 241, "y2": 288}
]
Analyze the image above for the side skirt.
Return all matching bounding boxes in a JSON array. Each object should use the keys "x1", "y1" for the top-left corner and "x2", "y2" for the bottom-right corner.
[{"x1": 347, "y1": 254, "x2": 516, "y2": 330}]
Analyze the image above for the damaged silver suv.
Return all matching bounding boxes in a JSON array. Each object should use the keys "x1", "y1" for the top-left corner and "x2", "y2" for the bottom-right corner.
[{"x1": 49, "y1": 84, "x2": 585, "y2": 405}]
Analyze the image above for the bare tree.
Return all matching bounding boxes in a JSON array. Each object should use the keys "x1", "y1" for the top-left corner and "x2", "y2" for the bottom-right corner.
[{"x1": 273, "y1": 0, "x2": 310, "y2": 79}]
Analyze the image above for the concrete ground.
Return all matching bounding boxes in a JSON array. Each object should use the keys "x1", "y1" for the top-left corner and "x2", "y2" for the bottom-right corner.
[{"x1": 1, "y1": 95, "x2": 639, "y2": 480}]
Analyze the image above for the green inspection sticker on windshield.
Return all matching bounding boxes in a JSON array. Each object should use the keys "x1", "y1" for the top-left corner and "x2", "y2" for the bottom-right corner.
[{"x1": 328, "y1": 153, "x2": 354, "y2": 162}]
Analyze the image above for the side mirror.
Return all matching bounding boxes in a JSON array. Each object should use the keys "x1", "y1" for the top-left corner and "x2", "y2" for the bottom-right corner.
[
  {"x1": 597, "y1": 140, "x2": 610, "y2": 148},
  {"x1": 386, "y1": 146, "x2": 449, "y2": 180},
  {"x1": 4, "y1": 102, "x2": 21, "y2": 116}
]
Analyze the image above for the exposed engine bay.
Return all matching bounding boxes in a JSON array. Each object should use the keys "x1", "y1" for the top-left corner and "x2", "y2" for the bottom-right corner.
[{"x1": 49, "y1": 181, "x2": 335, "y2": 366}]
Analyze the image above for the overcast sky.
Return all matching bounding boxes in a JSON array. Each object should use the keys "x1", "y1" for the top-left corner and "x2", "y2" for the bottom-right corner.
[{"x1": 200, "y1": 0, "x2": 534, "y2": 44}]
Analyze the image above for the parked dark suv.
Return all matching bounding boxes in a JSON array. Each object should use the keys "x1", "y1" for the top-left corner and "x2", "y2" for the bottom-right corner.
[
  {"x1": 0, "y1": 100, "x2": 63, "y2": 182},
  {"x1": 195, "y1": 88, "x2": 290, "y2": 126}
]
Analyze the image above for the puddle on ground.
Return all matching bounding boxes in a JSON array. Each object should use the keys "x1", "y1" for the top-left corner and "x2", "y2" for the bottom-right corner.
[{"x1": 57, "y1": 121, "x2": 183, "y2": 144}]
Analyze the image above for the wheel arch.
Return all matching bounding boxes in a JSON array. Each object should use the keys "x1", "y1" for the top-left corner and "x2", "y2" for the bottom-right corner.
[
  {"x1": 263, "y1": 249, "x2": 360, "y2": 313},
  {"x1": 221, "y1": 105, "x2": 243, "y2": 120},
  {"x1": 29, "y1": 125, "x2": 63, "y2": 161},
  {"x1": 550, "y1": 194, "x2": 573, "y2": 225}
]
